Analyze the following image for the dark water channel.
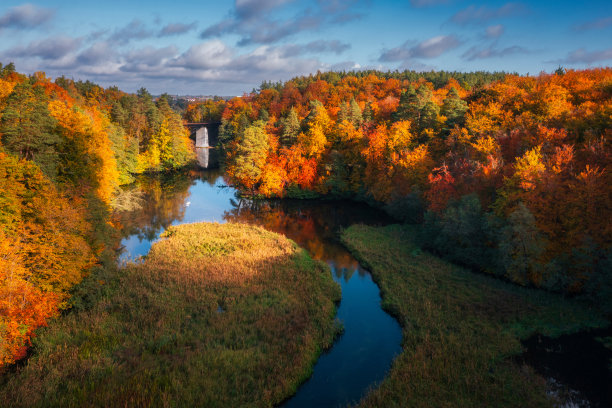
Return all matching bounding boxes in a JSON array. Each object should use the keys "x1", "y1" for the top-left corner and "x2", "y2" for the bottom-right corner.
[
  {"x1": 116, "y1": 168, "x2": 403, "y2": 407},
  {"x1": 520, "y1": 327, "x2": 612, "y2": 408}
]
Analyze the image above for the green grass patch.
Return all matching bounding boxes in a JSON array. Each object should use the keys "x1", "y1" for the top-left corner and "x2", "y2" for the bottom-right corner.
[
  {"x1": 341, "y1": 224, "x2": 608, "y2": 408},
  {"x1": 0, "y1": 222, "x2": 340, "y2": 407}
]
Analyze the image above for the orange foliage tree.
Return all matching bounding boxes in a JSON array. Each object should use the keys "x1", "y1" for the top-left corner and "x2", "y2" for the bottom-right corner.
[
  {"x1": 0, "y1": 151, "x2": 94, "y2": 366},
  {"x1": 218, "y1": 68, "x2": 612, "y2": 295}
]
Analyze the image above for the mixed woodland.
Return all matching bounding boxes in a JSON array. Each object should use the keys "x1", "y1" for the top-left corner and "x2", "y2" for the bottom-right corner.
[
  {"x1": 213, "y1": 68, "x2": 612, "y2": 309},
  {"x1": 0, "y1": 62, "x2": 194, "y2": 366},
  {"x1": 0, "y1": 62, "x2": 611, "y2": 371}
]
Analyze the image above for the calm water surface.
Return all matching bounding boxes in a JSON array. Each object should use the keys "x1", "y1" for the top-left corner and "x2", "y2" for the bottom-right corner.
[{"x1": 115, "y1": 168, "x2": 403, "y2": 407}]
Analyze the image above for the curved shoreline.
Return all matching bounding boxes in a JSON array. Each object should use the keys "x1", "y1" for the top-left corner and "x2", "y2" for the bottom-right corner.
[{"x1": 340, "y1": 224, "x2": 608, "y2": 407}]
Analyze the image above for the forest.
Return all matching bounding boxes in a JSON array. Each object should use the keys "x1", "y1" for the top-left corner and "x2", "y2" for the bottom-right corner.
[
  {"x1": 210, "y1": 68, "x2": 611, "y2": 309},
  {"x1": 0, "y1": 63, "x2": 610, "y2": 387},
  {"x1": 0, "y1": 62, "x2": 194, "y2": 366}
]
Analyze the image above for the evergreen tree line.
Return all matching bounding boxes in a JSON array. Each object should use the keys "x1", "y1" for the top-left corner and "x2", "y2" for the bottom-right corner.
[{"x1": 259, "y1": 69, "x2": 509, "y2": 93}]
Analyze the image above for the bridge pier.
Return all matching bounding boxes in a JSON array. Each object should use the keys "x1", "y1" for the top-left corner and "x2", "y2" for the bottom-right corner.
[
  {"x1": 185, "y1": 122, "x2": 221, "y2": 148},
  {"x1": 185, "y1": 122, "x2": 221, "y2": 168},
  {"x1": 195, "y1": 127, "x2": 209, "y2": 147}
]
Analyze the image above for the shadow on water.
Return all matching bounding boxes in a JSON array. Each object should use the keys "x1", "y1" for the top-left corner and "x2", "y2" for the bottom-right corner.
[
  {"x1": 224, "y1": 199, "x2": 403, "y2": 407},
  {"x1": 519, "y1": 327, "x2": 612, "y2": 408},
  {"x1": 115, "y1": 169, "x2": 403, "y2": 407}
]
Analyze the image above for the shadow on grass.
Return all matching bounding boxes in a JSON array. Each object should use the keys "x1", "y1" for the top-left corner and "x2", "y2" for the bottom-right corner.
[
  {"x1": 341, "y1": 224, "x2": 608, "y2": 408},
  {"x1": 0, "y1": 222, "x2": 341, "y2": 408}
]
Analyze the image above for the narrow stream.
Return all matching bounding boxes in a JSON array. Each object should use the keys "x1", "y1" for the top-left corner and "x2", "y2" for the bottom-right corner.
[{"x1": 115, "y1": 167, "x2": 403, "y2": 407}]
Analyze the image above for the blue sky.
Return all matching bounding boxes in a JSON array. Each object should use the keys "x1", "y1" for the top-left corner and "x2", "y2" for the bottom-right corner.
[{"x1": 0, "y1": 0, "x2": 610, "y2": 95}]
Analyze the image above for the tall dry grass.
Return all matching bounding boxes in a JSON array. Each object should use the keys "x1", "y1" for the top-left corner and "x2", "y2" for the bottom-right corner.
[{"x1": 0, "y1": 222, "x2": 340, "y2": 407}]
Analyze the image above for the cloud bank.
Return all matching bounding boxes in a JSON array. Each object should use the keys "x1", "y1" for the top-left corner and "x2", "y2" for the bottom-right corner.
[{"x1": 0, "y1": 3, "x2": 54, "y2": 29}]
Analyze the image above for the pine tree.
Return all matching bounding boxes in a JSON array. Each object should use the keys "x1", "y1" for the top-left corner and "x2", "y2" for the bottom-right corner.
[
  {"x1": 349, "y1": 98, "x2": 363, "y2": 128},
  {"x1": 393, "y1": 85, "x2": 419, "y2": 122},
  {"x1": 0, "y1": 82, "x2": 59, "y2": 179},
  {"x1": 281, "y1": 108, "x2": 300, "y2": 146},
  {"x1": 363, "y1": 101, "x2": 373, "y2": 123},
  {"x1": 0, "y1": 62, "x2": 16, "y2": 78},
  {"x1": 420, "y1": 101, "x2": 439, "y2": 133},
  {"x1": 111, "y1": 101, "x2": 128, "y2": 127},
  {"x1": 259, "y1": 108, "x2": 269, "y2": 123},
  {"x1": 337, "y1": 101, "x2": 349, "y2": 124},
  {"x1": 138, "y1": 87, "x2": 163, "y2": 143},
  {"x1": 416, "y1": 85, "x2": 433, "y2": 106},
  {"x1": 441, "y1": 87, "x2": 468, "y2": 129}
]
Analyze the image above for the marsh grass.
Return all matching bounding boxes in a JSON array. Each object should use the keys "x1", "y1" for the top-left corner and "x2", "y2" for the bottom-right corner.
[
  {"x1": 341, "y1": 224, "x2": 608, "y2": 408},
  {"x1": 0, "y1": 222, "x2": 340, "y2": 407}
]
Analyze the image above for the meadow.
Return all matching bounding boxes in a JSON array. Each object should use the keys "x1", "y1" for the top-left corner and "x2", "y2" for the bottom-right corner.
[
  {"x1": 0, "y1": 222, "x2": 340, "y2": 407},
  {"x1": 341, "y1": 224, "x2": 608, "y2": 407}
]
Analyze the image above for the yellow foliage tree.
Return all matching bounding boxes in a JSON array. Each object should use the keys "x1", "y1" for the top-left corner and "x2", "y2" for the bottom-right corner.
[
  {"x1": 48, "y1": 100, "x2": 119, "y2": 203},
  {"x1": 0, "y1": 150, "x2": 94, "y2": 367}
]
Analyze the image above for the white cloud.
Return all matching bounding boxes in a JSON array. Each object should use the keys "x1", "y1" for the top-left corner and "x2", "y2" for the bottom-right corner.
[
  {"x1": 170, "y1": 40, "x2": 235, "y2": 70},
  {"x1": 557, "y1": 48, "x2": 612, "y2": 64},
  {"x1": 379, "y1": 35, "x2": 461, "y2": 62},
  {"x1": 450, "y1": 3, "x2": 525, "y2": 25},
  {"x1": 485, "y1": 24, "x2": 504, "y2": 38},
  {"x1": 6, "y1": 36, "x2": 81, "y2": 59}
]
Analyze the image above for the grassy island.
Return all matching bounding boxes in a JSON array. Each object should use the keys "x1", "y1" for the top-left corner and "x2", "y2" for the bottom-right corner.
[
  {"x1": 0, "y1": 223, "x2": 340, "y2": 407},
  {"x1": 341, "y1": 224, "x2": 607, "y2": 408}
]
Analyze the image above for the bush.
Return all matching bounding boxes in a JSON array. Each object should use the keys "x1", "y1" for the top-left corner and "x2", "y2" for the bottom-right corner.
[
  {"x1": 384, "y1": 190, "x2": 425, "y2": 224},
  {"x1": 420, "y1": 194, "x2": 500, "y2": 274}
]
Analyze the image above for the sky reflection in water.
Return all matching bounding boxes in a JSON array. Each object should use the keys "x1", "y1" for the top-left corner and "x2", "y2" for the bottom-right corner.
[{"x1": 116, "y1": 169, "x2": 402, "y2": 407}]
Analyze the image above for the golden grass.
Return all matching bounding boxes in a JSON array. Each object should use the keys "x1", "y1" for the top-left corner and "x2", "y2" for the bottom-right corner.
[{"x1": 0, "y1": 222, "x2": 340, "y2": 407}]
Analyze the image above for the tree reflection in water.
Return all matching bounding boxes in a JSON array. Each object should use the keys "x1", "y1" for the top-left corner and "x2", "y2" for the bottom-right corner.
[
  {"x1": 114, "y1": 169, "x2": 224, "y2": 259},
  {"x1": 223, "y1": 197, "x2": 392, "y2": 281},
  {"x1": 113, "y1": 168, "x2": 402, "y2": 407}
]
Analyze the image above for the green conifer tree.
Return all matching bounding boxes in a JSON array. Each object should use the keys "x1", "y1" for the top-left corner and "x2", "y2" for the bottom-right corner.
[
  {"x1": 349, "y1": 98, "x2": 363, "y2": 128},
  {"x1": 0, "y1": 82, "x2": 59, "y2": 179},
  {"x1": 441, "y1": 87, "x2": 468, "y2": 129},
  {"x1": 281, "y1": 107, "x2": 300, "y2": 146},
  {"x1": 393, "y1": 85, "x2": 419, "y2": 122}
]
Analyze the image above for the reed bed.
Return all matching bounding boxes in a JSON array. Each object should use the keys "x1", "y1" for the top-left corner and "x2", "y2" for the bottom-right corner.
[
  {"x1": 342, "y1": 224, "x2": 607, "y2": 408},
  {"x1": 0, "y1": 222, "x2": 340, "y2": 407}
]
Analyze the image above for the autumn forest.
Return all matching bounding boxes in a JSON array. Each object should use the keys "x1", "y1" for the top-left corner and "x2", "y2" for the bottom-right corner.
[
  {"x1": 219, "y1": 68, "x2": 611, "y2": 298},
  {"x1": 0, "y1": 61, "x2": 611, "y2": 406}
]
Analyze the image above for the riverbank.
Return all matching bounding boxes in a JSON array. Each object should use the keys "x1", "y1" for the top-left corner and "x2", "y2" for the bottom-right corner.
[
  {"x1": 0, "y1": 222, "x2": 340, "y2": 407},
  {"x1": 341, "y1": 224, "x2": 608, "y2": 407}
]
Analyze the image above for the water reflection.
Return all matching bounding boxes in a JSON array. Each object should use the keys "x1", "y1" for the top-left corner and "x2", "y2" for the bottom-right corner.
[
  {"x1": 196, "y1": 147, "x2": 209, "y2": 168},
  {"x1": 223, "y1": 198, "x2": 376, "y2": 278},
  {"x1": 115, "y1": 169, "x2": 233, "y2": 260},
  {"x1": 114, "y1": 169, "x2": 403, "y2": 407},
  {"x1": 196, "y1": 147, "x2": 219, "y2": 169}
]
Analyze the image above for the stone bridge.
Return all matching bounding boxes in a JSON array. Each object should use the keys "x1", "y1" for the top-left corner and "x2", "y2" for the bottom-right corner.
[
  {"x1": 185, "y1": 122, "x2": 221, "y2": 148},
  {"x1": 185, "y1": 122, "x2": 221, "y2": 168}
]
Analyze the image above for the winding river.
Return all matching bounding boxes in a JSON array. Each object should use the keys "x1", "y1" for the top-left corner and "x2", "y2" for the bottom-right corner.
[{"x1": 116, "y1": 165, "x2": 403, "y2": 407}]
